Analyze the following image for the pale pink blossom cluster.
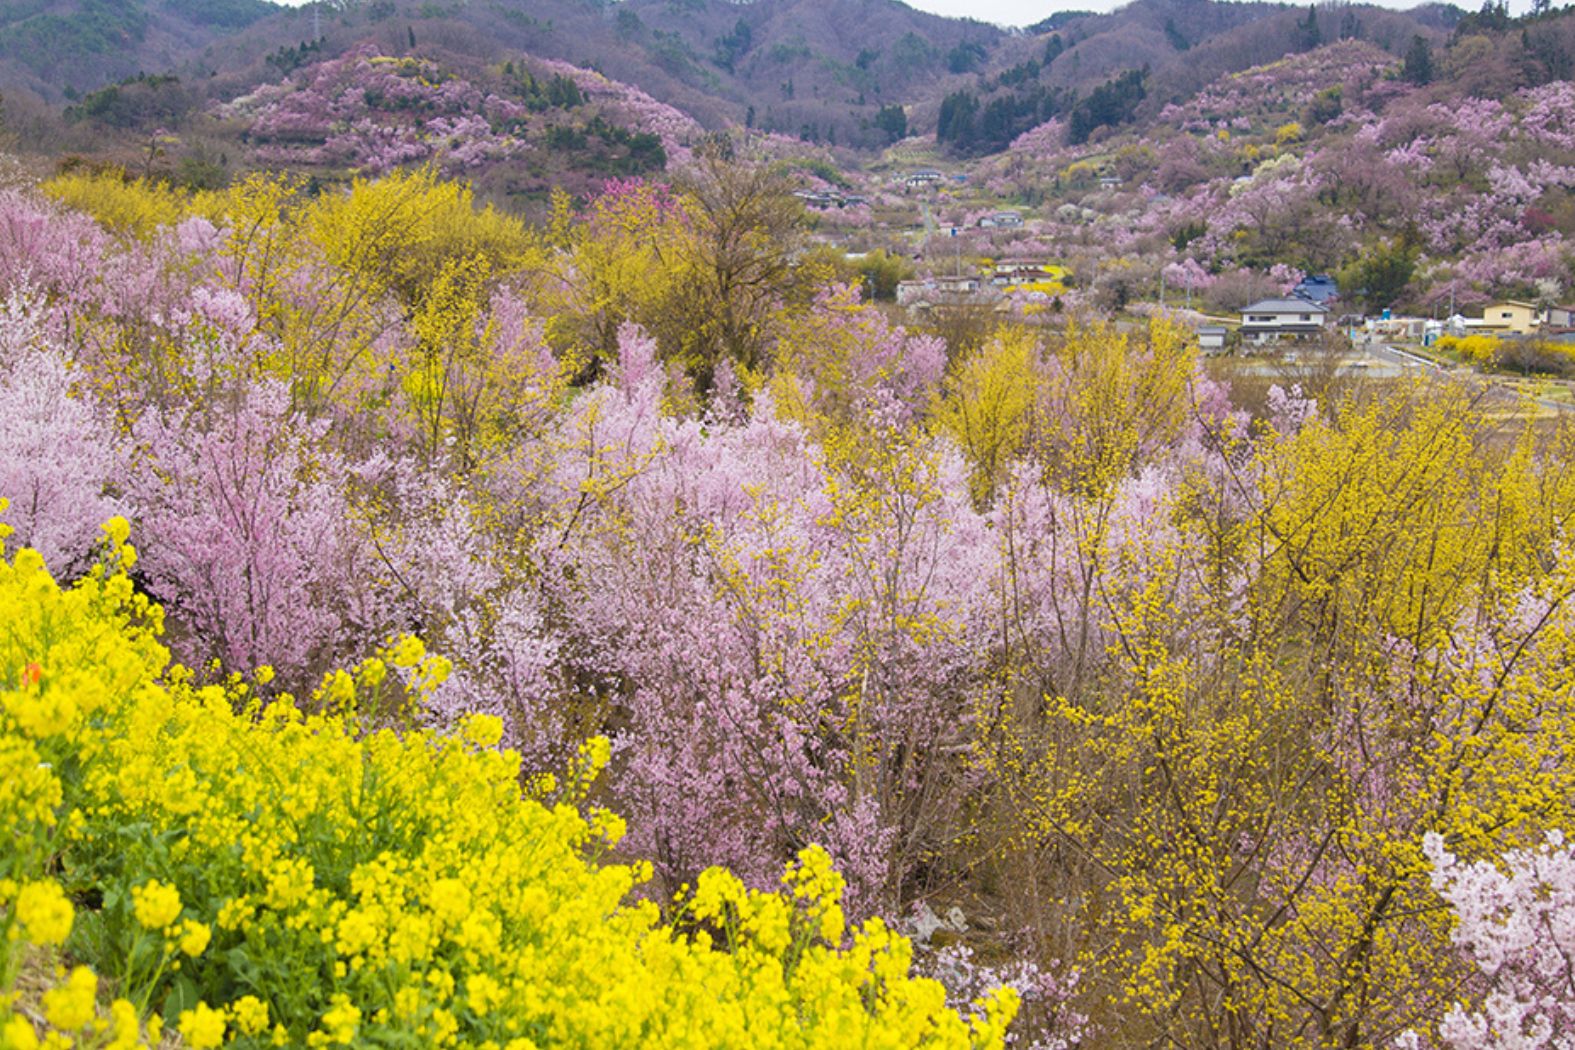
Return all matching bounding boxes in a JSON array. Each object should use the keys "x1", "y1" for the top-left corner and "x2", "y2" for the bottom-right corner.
[
  {"x1": 1518, "y1": 81, "x2": 1575, "y2": 151},
  {"x1": 1409, "y1": 831, "x2": 1575, "y2": 1050},
  {"x1": 920, "y1": 943, "x2": 1088, "y2": 1049}
]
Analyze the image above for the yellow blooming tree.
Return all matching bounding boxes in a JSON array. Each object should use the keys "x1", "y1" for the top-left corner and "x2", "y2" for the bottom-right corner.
[{"x1": 968, "y1": 382, "x2": 1575, "y2": 1048}]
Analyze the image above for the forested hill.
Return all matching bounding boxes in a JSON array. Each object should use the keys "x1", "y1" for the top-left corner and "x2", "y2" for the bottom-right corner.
[
  {"x1": 0, "y1": 0, "x2": 1001, "y2": 148},
  {"x1": 2, "y1": 0, "x2": 1470, "y2": 152},
  {"x1": 918, "y1": 0, "x2": 1477, "y2": 155},
  {"x1": 0, "y1": 0, "x2": 276, "y2": 100}
]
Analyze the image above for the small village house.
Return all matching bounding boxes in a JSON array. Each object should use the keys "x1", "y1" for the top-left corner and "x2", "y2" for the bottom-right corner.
[
  {"x1": 895, "y1": 280, "x2": 931, "y2": 307},
  {"x1": 934, "y1": 274, "x2": 982, "y2": 294},
  {"x1": 1372, "y1": 316, "x2": 1428, "y2": 342},
  {"x1": 1543, "y1": 304, "x2": 1575, "y2": 329},
  {"x1": 977, "y1": 211, "x2": 1023, "y2": 228},
  {"x1": 990, "y1": 259, "x2": 1051, "y2": 285},
  {"x1": 895, "y1": 275, "x2": 996, "y2": 311},
  {"x1": 1475, "y1": 300, "x2": 1541, "y2": 335},
  {"x1": 792, "y1": 188, "x2": 866, "y2": 210},
  {"x1": 1240, "y1": 297, "x2": 1329, "y2": 343},
  {"x1": 1292, "y1": 274, "x2": 1339, "y2": 306},
  {"x1": 1197, "y1": 326, "x2": 1229, "y2": 353}
]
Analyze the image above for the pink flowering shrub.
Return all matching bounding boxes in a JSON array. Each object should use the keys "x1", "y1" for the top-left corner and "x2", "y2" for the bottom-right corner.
[
  {"x1": 127, "y1": 381, "x2": 405, "y2": 685},
  {"x1": 0, "y1": 347, "x2": 123, "y2": 576},
  {"x1": 516, "y1": 325, "x2": 992, "y2": 910}
]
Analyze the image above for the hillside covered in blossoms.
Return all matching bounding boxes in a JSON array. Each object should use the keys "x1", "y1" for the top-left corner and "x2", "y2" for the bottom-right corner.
[
  {"x1": 4, "y1": 1, "x2": 1575, "y2": 1048},
  {"x1": 936, "y1": 34, "x2": 1575, "y2": 319}
]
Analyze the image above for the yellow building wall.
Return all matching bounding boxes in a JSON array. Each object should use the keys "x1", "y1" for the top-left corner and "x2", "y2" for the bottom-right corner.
[{"x1": 1483, "y1": 303, "x2": 1540, "y2": 335}]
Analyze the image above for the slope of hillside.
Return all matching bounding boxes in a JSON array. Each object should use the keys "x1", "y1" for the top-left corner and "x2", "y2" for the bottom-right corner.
[
  {"x1": 3, "y1": 0, "x2": 1458, "y2": 158},
  {"x1": 0, "y1": 0, "x2": 275, "y2": 100},
  {"x1": 616, "y1": 0, "x2": 1002, "y2": 144},
  {"x1": 0, "y1": 0, "x2": 1006, "y2": 149},
  {"x1": 214, "y1": 45, "x2": 698, "y2": 200},
  {"x1": 915, "y1": 12, "x2": 1575, "y2": 319},
  {"x1": 911, "y1": 0, "x2": 1454, "y2": 155}
]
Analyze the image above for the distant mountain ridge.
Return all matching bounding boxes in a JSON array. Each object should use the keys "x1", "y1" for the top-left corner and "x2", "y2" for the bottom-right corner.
[{"x1": 0, "y1": 0, "x2": 1470, "y2": 153}]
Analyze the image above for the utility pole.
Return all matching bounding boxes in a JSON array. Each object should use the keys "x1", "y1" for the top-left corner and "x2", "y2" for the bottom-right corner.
[{"x1": 313, "y1": 1, "x2": 321, "y2": 41}]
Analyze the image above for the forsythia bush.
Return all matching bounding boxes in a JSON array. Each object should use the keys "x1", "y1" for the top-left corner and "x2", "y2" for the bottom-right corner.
[
  {"x1": 0, "y1": 508, "x2": 1016, "y2": 1049},
  {"x1": 1435, "y1": 334, "x2": 1502, "y2": 366},
  {"x1": 40, "y1": 172, "x2": 188, "y2": 241}
]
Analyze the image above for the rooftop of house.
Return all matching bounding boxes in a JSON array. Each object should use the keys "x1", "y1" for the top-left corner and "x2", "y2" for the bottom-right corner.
[
  {"x1": 1293, "y1": 274, "x2": 1339, "y2": 303},
  {"x1": 1243, "y1": 297, "x2": 1330, "y2": 315}
]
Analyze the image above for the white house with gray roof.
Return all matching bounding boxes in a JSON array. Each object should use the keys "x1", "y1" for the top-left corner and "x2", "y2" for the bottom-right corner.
[{"x1": 1240, "y1": 297, "x2": 1329, "y2": 343}]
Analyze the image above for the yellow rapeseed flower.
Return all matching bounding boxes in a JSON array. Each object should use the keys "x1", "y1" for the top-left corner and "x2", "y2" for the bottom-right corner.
[
  {"x1": 178, "y1": 919, "x2": 211, "y2": 957},
  {"x1": 41, "y1": 966, "x2": 96, "y2": 1031},
  {"x1": 14, "y1": 880, "x2": 73, "y2": 946},
  {"x1": 460, "y1": 713, "x2": 504, "y2": 748},
  {"x1": 2, "y1": 1014, "x2": 39, "y2": 1050},
  {"x1": 391, "y1": 635, "x2": 425, "y2": 668},
  {"x1": 312, "y1": 994, "x2": 361, "y2": 1046},
  {"x1": 106, "y1": 999, "x2": 141, "y2": 1050},
  {"x1": 229, "y1": 995, "x2": 269, "y2": 1036},
  {"x1": 177, "y1": 1002, "x2": 227, "y2": 1049},
  {"x1": 131, "y1": 880, "x2": 182, "y2": 930},
  {"x1": 102, "y1": 515, "x2": 131, "y2": 547}
]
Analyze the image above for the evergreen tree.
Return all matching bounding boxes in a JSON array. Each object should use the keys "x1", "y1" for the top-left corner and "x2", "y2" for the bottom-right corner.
[
  {"x1": 937, "y1": 91, "x2": 978, "y2": 149},
  {"x1": 1298, "y1": 4, "x2": 1323, "y2": 49},
  {"x1": 874, "y1": 104, "x2": 907, "y2": 143},
  {"x1": 1402, "y1": 35, "x2": 1433, "y2": 85}
]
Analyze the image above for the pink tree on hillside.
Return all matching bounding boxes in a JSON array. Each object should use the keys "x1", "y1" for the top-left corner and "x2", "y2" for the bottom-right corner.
[
  {"x1": 128, "y1": 380, "x2": 405, "y2": 686},
  {"x1": 0, "y1": 346, "x2": 124, "y2": 577}
]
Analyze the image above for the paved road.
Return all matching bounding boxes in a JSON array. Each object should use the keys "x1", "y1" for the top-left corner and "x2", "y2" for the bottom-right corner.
[
  {"x1": 1368, "y1": 342, "x2": 1442, "y2": 370},
  {"x1": 1366, "y1": 340, "x2": 1575, "y2": 414}
]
